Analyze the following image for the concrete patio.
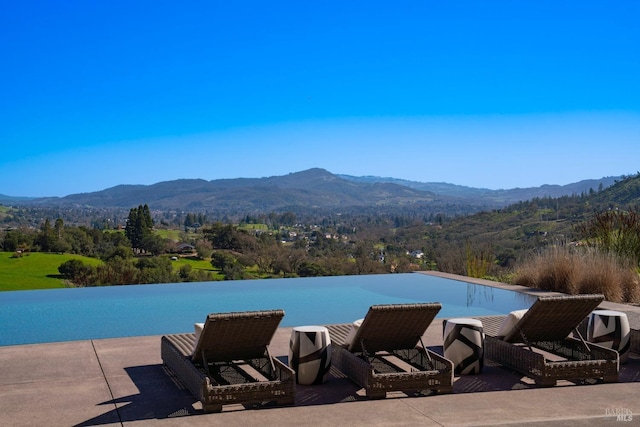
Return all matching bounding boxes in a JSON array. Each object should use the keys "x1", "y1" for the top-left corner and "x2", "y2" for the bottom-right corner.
[{"x1": 1, "y1": 316, "x2": 639, "y2": 426}]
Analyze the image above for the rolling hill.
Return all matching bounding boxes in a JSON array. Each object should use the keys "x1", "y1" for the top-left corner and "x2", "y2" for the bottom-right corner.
[
  {"x1": 14, "y1": 168, "x2": 622, "y2": 215},
  {"x1": 23, "y1": 169, "x2": 453, "y2": 211},
  {"x1": 338, "y1": 174, "x2": 621, "y2": 205}
]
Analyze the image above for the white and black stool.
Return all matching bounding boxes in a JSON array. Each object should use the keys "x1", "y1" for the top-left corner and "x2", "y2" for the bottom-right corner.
[
  {"x1": 443, "y1": 318, "x2": 484, "y2": 375},
  {"x1": 289, "y1": 325, "x2": 332, "y2": 385},
  {"x1": 587, "y1": 309, "x2": 630, "y2": 364}
]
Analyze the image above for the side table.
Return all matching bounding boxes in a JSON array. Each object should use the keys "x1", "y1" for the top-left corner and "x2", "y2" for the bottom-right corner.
[
  {"x1": 587, "y1": 310, "x2": 630, "y2": 363},
  {"x1": 443, "y1": 318, "x2": 484, "y2": 375},
  {"x1": 289, "y1": 325, "x2": 332, "y2": 385}
]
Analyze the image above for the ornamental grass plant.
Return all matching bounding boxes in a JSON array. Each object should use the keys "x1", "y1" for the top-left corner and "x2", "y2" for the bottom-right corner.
[{"x1": 512, "y1": 245, "x2": 640, "y2": 303}]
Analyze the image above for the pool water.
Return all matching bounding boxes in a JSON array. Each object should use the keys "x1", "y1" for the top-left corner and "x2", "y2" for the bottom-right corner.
[{"x1": 0, "y1": 273, "x2": 535, "y2": 346}]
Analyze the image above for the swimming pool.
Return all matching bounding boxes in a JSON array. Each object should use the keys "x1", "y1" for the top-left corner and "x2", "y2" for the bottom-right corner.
[{"x1": 0, "y1": 273, "x2": 535, "y2": 346}]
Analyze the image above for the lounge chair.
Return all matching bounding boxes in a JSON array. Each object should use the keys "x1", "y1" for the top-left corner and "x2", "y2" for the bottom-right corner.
[
  {"x1": 161, "y1": 309, "x2": 295, "y2": 413},
  {"x1": 326, "y1": 303, "x2": 454, "y2": 398},
  {"x1": 482, "y1": 294, "x2": 619, "y2": 386}
]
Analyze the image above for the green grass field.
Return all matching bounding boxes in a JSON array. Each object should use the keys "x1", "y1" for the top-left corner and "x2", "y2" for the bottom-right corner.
[
  {"x1": 0, "y1": 252, "x2": 103, "y2": 291},
  {"x1": 238, "y1": 223, "x2": 268, "y2": 231},
  {"x1": 170, "y1": 256, "x2": 220, "y2": 273},
  {"x1": 155, "y1": 229, "x2": 184, "y2": 241},
  {"x1": 0, "y1": 250, "x2": 226, "y2": 291}
]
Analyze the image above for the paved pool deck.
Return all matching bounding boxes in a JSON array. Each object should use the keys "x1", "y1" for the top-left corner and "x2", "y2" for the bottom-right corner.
[{"x1": 1, "y1": 273, "x2": 639, "y2": 426}]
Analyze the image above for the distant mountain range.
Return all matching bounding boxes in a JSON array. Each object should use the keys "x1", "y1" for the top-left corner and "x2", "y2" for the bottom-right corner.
[
  {"x1": 338, "y1": 174, "x2": 621, "y2": 206},
  {"x1": 0, "y1": 168, "x2": 621, "y2": 214}
]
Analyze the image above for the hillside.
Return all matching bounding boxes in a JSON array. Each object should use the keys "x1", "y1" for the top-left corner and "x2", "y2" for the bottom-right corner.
[
  {"x1": 338, "y1": 174, "x2": 621, "y2": 205},
  {"x1": 23, "y1": 169, "x2": 462, "y2": 213},
  {"x1": 421, "y1": 173, "x2": 640, "y2": 272},
  {"x1": 0, "y1": 194, "x2": 36, "y2": 205},
  {"x1": 15, "y1": 169, "x2": 621, "y2": 217}
]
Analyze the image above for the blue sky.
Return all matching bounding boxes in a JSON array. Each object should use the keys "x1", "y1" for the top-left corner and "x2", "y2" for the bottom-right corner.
[{"x1": 1, "y1": 1, "x2": 639, "y2": 197}]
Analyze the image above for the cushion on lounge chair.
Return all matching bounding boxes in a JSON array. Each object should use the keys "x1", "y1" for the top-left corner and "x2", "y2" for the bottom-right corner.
[
  {"x1": 497, "y1": 309, "x2": 528, "y2": 338},
  {"x1": 343, "y1": 318, "x2": 364, "y2": 347},
  {"x1": 193, "y1": 323, "x2": 204, "y2": 356}
]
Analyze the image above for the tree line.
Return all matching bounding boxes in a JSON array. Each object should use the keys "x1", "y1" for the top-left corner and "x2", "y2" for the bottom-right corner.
[{"x1": 2, "y1": 174, "x2": 640, "y2": 287}]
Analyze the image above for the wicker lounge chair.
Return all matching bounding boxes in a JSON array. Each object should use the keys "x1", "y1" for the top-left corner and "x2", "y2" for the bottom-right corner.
[
  {"x1": 482, "y1": 294, "x2": 619, "y2": 386},
  {"x1": 327, "y1": 303, "x2": 453, "y2": 399},
  {"x1": 161, "y1": 309, "x2": 295, "y2": 413}
]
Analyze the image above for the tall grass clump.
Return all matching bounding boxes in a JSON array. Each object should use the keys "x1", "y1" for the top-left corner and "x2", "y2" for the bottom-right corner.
[
  {"x1": 576, "y1": 209, "x2": 640, "y2": 266},
  {"x1": 513, "y1": 246, "x2": 578, "y2": 294},
  {"x1": 622, "y1": 268, "x2": 640, "y2": 303},
  {"x1": 465, "y1": 241, "x2": 493, "y2": 279},
  {"x1": 512, "y1": 245, "x2": 640, "y2": 303}
]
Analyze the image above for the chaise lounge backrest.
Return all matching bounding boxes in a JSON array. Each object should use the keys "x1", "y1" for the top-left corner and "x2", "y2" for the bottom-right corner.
[
  {"x1": 503, "y1": 294, "x2": 604, "y2": 343},
  {"x1": 192, "y1": 309, "x2": 285, "y2": 364},
  {"x1": 347, "y1": 303, "x2": 441, "y2": 353}
]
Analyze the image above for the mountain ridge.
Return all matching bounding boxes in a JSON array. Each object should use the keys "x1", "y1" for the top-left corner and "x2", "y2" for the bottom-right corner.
[
  {"x1": 338, "y1": 173, "x2": 621, "y2": 202},
  {"x1": 2, "y1": 168, "x2": 623, "y2": 214}
]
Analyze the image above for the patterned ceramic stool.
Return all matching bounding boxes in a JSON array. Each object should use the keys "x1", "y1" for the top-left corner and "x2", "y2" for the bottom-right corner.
[
  {"x1": 443, "y1": 318, "x2": 484, "y2": 375},
  {"x1": 289, "y1": 325, "x2": 332, "y2": 385},
  {"x1": 587, "y1": 310, "x2": 630, "y2": 363}
]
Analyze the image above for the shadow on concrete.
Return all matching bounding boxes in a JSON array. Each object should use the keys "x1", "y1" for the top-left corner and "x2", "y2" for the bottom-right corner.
[
  {"x1": 619, "y1": 353, "x2": 640, "y2": 382},
  {"x1": 74, "y1": 365, "x2": 198, "y2": 426}
]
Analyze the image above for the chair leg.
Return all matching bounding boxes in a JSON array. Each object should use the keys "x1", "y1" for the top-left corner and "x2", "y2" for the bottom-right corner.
[
  {"x1": 277, "y1": 396, "x2": 295, "y2": 407},
  {"x1": 366, "y1": 389, "x2": 386, "y2": 399},
  {"x1": 434, "y1": 386, "x2": 453, "y2": 394},
  {"x1": 202, "y1": 402, "x2": 223, "y2": 413}
]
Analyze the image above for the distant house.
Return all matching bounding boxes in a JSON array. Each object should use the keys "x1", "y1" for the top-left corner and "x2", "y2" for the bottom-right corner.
[
  {"x1": 410, "y1": 250, "x2": 424, "y2": 259},
  {"x1": 176, "y1": 243, "x2": 196, "y2": 254}
]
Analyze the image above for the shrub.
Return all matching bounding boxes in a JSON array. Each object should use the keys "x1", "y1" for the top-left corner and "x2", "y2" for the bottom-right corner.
[
  {"x1": 465, "y1": 242, "x2": 493, "y2": 279},
  {"x1": 534, "y1": 247, "x2": 578, "y2": 294},
  {"x1": 58, "y1": 259, "x2": 97, "y2": 286},
  {"x1": 575, "y1": 252, "x2": 624, "y2": 302},
  {"x1": 576, "y1": 209, "x2": 640, "y2": 266},
  {"x1": 512, "y1": 245, "x2": 640, "y2": 303},
  {"x1": 621, "y1": 268, "x2": 640, "y2": 303}
]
